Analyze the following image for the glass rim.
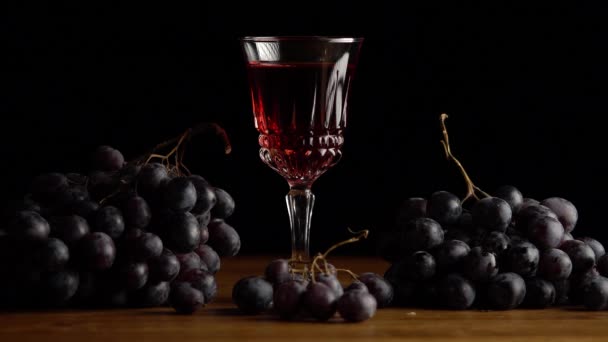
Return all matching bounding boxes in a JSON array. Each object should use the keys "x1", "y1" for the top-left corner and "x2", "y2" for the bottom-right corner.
[{"x1": 241, "y1": 36, "x2": 364, "y2": 43}]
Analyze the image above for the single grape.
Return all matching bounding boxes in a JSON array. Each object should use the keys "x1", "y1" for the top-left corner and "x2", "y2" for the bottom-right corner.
[
  {"x1": 427, "y1": 191, "x2": 462, "y2": 226},
  {"x1": 437, "y1": 274, "x2": 476, "y2": 310},
  {"x1": 579, "y1": 237, "x2": 606, "y2": 261},
  {"x1": 402, "y1": 218, "x2": 444, "y2": 252},
  {"x1": 337, "y1": 289, "x2": 377, "y2": 322},
  {"x1": 71, "y1": 200, "x2": 99, "y2": 220},
  {"x1": 433, "y1": 240, "x2": 471, "y2": 272},
  {"x1": 30, "y1": 173, "x2": 68, "y2": 203},
  {"x1": 522, "y1": 278, "x2": 555, "y2": 308},
  {"x1": 78, "y1": 232, "x2": 116, "y2": 270},
  {"x1": 137, "y1": 163, "x2": 169, "y2": 199},
  {"x1": 527, "y1": 216, "x2": 565, "y2": 249},
  {"x1": 42, "y1": 270, "x2": 79, "y2": 306},
  {"x1": 583, "y1": 277, "x2": 608, "y2": 310},
  {"x1": 148, "y1": 249, "x2": 181, "y2": 282},
  {"x1": 315, "y1": 273, "x2": 344, "y2": 298},
  {"x1": 357, "y1": 273, "x2": 393, "y2": 308},
  {"x1": 265, "y1": 259, "x2": 291, "y2": 285},
  {"x1": 494, "y1": 185, "x2": 524, "y2": 213},
  {"x1": 560, "y1": 239, "x2": 595, "y2": 273},
  {"x1": 119, "y1": 262, "x2": 148, "y2": 290},
  {"x1": 482, "y1": 231, "x2": 511, "y2": 256},
  {"x1": 11, "y1": 210, "x2": 50, "y2": 242},
  {"x1": 232, "y1": 276, "x2": 273, "y2": 315},
  {"x1": 123, "y1": 195, "x2": 152, "y2": 228},
  {"x1": 170, "y1": 282, "x2": 205, "y2": 314},
  {"x1": 94, "y1": 206, "x2": 125, "y2": 239},
  {"x1": 472, "y1": 197, "x2": 512, "y2": 232},
  {"x1": 92, "y1": 145, "x2": 125, "y2": 171},
  {"x1": 133, "y1": 281, "x2": 170, "y2": 307},
  {"x1": 456, "y1": 211, "x2": 473, "y2": 230},
  {"x1": 486, "y1": 272, "x2": 526, "y2": 310},
  {"x1": 50, "y1": 215, "x2": 90, "y2": 245},
  {"x1": 395, "y1": 197, "x2": 427, "y2": 228},
  {"x1": 188, "y1": 176, "x2": 217, "y2": 215},
  {"x1": 503, "y1": 241, "x2": 540, "y2": 277},
  {"x1": 540, "y1": 197, "x2": 578, "y2": 233},
  {"x1": 211, "y1": 188, "x2": 235, "y2": 219},
  {"x1": 345, "y1": 281, "x2": 369, "y2": 293},
  {"x1": 515, "y1": 204, "x2": 557, "y2": 231},
  {"x1": 133, "y1": 232, "x2": 163, "y2": 261},
  {"x1": 274, "y1": 279, "x2": 308, "y2": 319},
  {"x1": 303, "y1": 282, "x2": 338, "y2": 321},
  {"x1": 207, "y1": 219, "x2": 240, "y2": 257},
  {"x1": 464, "y1": 246, "x2": 498, "y2": 282},
  {"x1": 164, "y1": 177, "x2": 197, "y2": 212},
  {"x1": 402, "y1": 251, "x2": 436, "y2": 281},
  {"x1": 194, "y1": 244, "x2": 221, "y2": 274},
  {"x1": 598, "y1": 254, "x2": 608, "y2": 277},
  {"x1": 538, "y1": 248, "x2": 573, "y2": 281},
  {"x1": 164, "y1": 212, "x2": 201, "y2": 253},
  {"x1": 36, "y1": 238, "x2": 70, "y2": 271},
  {"x1": 176, "y1": 252, "x2": 202, "y2": 277}
]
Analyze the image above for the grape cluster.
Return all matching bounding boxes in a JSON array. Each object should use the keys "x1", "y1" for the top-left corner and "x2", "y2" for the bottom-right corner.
[
  {"x1": 380, "y1": 186, "x2": 608, "y2": 310},
  {"x1": 0, "y1": 145, "x2": 240, "y2": 314},
  {"x1": 231, "y1": 258, "x2": 393, "y2": 322}
]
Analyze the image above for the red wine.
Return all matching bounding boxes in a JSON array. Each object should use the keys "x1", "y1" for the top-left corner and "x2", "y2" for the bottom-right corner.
[{"x1": 247, "y1": 61, "x2": 358, "y2": 187}]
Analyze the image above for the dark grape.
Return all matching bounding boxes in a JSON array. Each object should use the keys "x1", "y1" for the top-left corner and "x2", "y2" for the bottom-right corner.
[
  {"x1": 42, "y1": 270, "x2": 79, "y2": 305},
  {"x1": 437, "y1": 274, "x2": 476, "y2": 309},
  {"x1": 402, "y1": 251, "x2": 436, "y2": 281},
  {"x1": 345, "y1": 281, "x2": 369, "y2": 293},
  {"x1": 527, "y1": 216, "x2": 565, "y2": 249},
  {"x1": 445, "y1": 228, "x2": 472, "y2": 245},
  {"x1": 119, "y1": 262, "x2": 148, "y2": 290},
  {"x1": 133, "y1": 232, "x2": 163, "y2": 261},
  {"x1": 94, "y1": 206, "x2": 125, "y2": 239},
  {"x1": 395, "y1": 197, "x2": 427, "y2": 228},
  {"x1": 207, "y1": 219, "x2": 241, "y2": 257},
  {"x1": 78, "y1": 232, "x2": 116, "y2": 270},
  {"x1": 315, "y1": 273, "x2": 344, "y2": 298},
  {"x1": 36, "y1": 238, "x2": 70, "y2": 271},
  {"x1": 579, "y1": 237, "x2": 606, "y2": 261},
  {"x1": 197, "y1": 211, "x2": 211, "y2": 229},
  {"x1": 481, "y1": 231, "x2": 511, "y2": 255},
  {"x1": 134, "y1": 281, "x2": 170, "y2": 307},
  {"x1": 523, "y1": 278, "x2": 555, "y2": 308},
  {"x1": 553, "y1": 279, "x2": 570, "y2": 305},
  {"x1": 123, "y1": 195, "x2": 151, "y2": 228},
  {"x1": 164, "y1": 212, "x2": 201, "y2": 253},
  {"x1": 30, "y1": 173, "x2": 68, "y2": 203},
  {"x1": 494, "y1": 185, "x2": 524, "y2": 213},
  {"x1": 164, "y1": 177, "x2": 197, "y2": 212},
  {"x1": 570, "y1": 268, "x2": 601, "y2": 304},
  {"x1": 50, "y1": 215, "x2": 90, "y2": 245},
  {"x1": 456, "y1": 211, "x2": 473, "y2": 230},
  {"x1": 265, "y1": 259, "x2": 291, "y2": 285},
  {"x1": 357, "y1": 273, "x2": 393, "y2": 308},
  {"x1": 503, "y1": 242, "x2": 539, "y2": 277},
  {"x1": 303, "y1": 282, "x2": 338, "y2": 321},
  {"x1": 170, "y1": 282, "x2": 205, "y2": 314},
  {"x1": 464, "y1": 246, "x2": 498, "y2": 282},
  {"x1": 541, "y1": 197, "x2": 578, "y2": 233},
  {"x1": 273, "y1": 279, "x2": 308, "y2": 319},
  {"x1": 88, "y1": 171, "x2": 118, "y2": 201},
  {"x1": 538, "y1": 248, "x2": 573, "y2": 281},
  {"x1": 232, "y1": 276, "x2": 273, "y2": 314},
  {"x1": 427, "y1": 191, "x2": 462, "y2": 226},
  {"x1": 71, "y1": 200, "x2": 99, "y2": 219},
  {"x1": 188, "y1": 176, "x2": 217, "y2": 215},
  {"x1": 176, "y1": 252, "x2": 202, "y2": 277},
  {"x1": 211, "y1": 188, "x2": 235, "y2": 219},
  {"x1": 337, "y1": 290, "x2": 377, "y2": 322},
  {"x1": 433, "y1": 240, "x2": 471, "y2": 272},
  {"x1": 137, "y1": 163, "x2": 169, "y2": 199},
  {"x1": 11, "y1": 210, "x2": 50, "y2": 242},
  {"x1": 93, "y1": 145, "x2": 125, "y2": 171},
  {"x1": 560, "y1": 239, "x2": 595, "y2": 273},
  {"x1": 194, "y1": 244, "x2": 220, "y2": 274},
  {"x1": 598, "y1": 254, "x2": 608, "y2": 277},
  {"x1": 402, "y1": 218, "x2": 444, "y2": 252},
  {"x1": 486, "y1": 272, "x2": 526, "y2": 310},
  {"x1": 199, "y1": 225, "x2": 209, "y2": 244},
  {"x1": 149, "y1": 249, "x2": 180, "y2": 282},
  {"x1": 516, "y1": 204, "x2": 557, "y2": 231},
  {"x1": 583, "y1": 277, "x2": 608, "y2": 310},
  {"x1": 188, "y1": 270, "x2": 218, "y2": 303},
  {"x1": 472, "y1": 197, "x2": 512, "y2": 232},
  {"x1": 74, "y1": 271, "x2": 98, "y2": 304}
]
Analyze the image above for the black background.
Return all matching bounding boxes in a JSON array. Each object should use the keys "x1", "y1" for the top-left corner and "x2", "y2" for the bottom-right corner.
[{"x1": 2, "y1": 3, "x2": 607, "y2": 255}]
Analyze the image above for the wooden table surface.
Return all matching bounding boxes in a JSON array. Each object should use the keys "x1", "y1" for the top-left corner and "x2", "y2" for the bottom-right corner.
[{"x1": 2, "y1": 255, "x2": 608, "y2": 342}]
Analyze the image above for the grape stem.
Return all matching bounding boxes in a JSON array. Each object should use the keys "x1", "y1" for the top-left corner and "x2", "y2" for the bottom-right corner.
[{"x1": 440, "y1": 113, "x2": 490, "y2": 202}]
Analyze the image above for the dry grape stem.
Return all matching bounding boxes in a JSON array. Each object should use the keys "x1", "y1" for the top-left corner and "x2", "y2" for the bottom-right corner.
[{"x1": 440, "y1": 113, "x2": 489, "y2": 202}]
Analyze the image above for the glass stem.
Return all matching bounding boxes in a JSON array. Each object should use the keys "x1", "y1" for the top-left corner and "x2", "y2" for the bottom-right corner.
[{"x1": 285, "y1": 187, "x2": 315, "y2": 263}]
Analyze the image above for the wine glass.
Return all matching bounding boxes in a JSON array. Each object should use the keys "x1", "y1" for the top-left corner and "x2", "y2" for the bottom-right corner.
[{"x1": 241, "y1": 36, "x2": 364, "y2": 263}]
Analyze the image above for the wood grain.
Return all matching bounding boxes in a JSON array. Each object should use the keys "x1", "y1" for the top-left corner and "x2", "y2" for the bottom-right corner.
[{"x1": 1, "y1": 256, "x2": 607, "y2": 342}]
